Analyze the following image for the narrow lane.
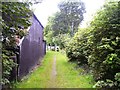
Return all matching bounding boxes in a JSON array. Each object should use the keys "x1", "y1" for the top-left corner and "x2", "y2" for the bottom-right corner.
[
  {"x1": 49, "y1": 55, "x2": 57, "y2": 88},
  {"x1": 15, "y1": 51, "x2": 94, "y2": 88}
]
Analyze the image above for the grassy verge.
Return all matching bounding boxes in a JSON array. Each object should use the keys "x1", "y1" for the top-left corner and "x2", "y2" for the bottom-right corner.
[
  {"x1": 55, "y1": 52, "x2": 95, "y2": 88},
  {"x1": 14, "y1": 51, "x2": 95, "y2": 88},
  {"x1": 14, "y1": 51, "x2": 55, "y2": 88}
]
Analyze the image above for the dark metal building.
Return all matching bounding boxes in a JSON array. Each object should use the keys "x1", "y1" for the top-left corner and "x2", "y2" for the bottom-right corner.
[{"x1": 17, "y1": 14, "x2": 46, "y2": 80}]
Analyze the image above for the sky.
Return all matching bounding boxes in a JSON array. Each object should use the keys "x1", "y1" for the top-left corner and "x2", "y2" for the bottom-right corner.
[{"x1": 32, "y1": 0, "x2": 105, "y2": 28}]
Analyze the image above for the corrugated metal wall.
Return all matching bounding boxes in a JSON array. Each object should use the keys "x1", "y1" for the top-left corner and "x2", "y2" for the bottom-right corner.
[{"x1": 17, "y1": 14, "x2": 46, "y2": 80}]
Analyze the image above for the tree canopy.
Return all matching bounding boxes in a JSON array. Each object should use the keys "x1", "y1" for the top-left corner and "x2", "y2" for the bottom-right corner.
[
  {"x1": 44, "y1": 0, "x2": 86, "y2": 46},
  {"x1": 57, "y1": 0, "x2": 85, "y2": 36}
]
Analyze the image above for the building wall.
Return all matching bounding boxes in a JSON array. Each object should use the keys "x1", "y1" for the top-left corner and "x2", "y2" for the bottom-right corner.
[{"x1": 18, "y1": 14, "x2": 45, "y2": 79}]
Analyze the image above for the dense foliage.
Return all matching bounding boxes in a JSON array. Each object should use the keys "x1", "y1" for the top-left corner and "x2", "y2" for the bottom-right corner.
[
  {"x1": 66, "y1": 1, "x2": 120, "y2": 89},
  {"x1": 66, "y1": 28, "x2": 90, "y2": 65},
  {"x1": 53, "y1": 0, "x2": 85, "y2": 36},
  {"x1": 2, "y1": 2, "x2": 32, "y2": 85}
]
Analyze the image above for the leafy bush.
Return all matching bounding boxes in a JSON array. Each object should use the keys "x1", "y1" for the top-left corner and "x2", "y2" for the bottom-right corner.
[
  {"x1": 1, "y1": 2, "x2": 32, "y2": 86},
  {"x1": 66, "y1": 1, "x2": 120, "y2": 89},
  {"x1": 88, "y1": 1, "x2": 120, "y2": 81},
  {"x1": 1, "y1": 54, "x2": 17, "y2": 85},
  {"x1": 88, "y1": 1, "x2": 120, "y2": 89},
  {"x1": 93, "y1": 73, "x2": 120, "y2": 88},
  {"x1": 66, "y1": 28, "x2": 91, "y2": 65}
]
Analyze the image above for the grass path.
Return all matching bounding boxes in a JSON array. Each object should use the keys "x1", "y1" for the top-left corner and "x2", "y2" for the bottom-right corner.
[
  {"x1": 48, "y1": 55, "x2": 57, "y2": 88},
  {"x1": 15, "y1": 51, "x2": 95, "y2": 88}
]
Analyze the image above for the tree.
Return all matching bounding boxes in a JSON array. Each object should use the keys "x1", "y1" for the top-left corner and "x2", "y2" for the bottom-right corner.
[
  {"x1": 44, "y1": 16, "x2": 55, "y2": 46},
  {"x1": 44, "y1": 0, "x2": 86, "y2": 47},
  {"x1": 59, "y1": 0, "x2": 85, "y2": 35},
  {"x1": 50, "y1": 0, "x2": 86, "y2": 36}
]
